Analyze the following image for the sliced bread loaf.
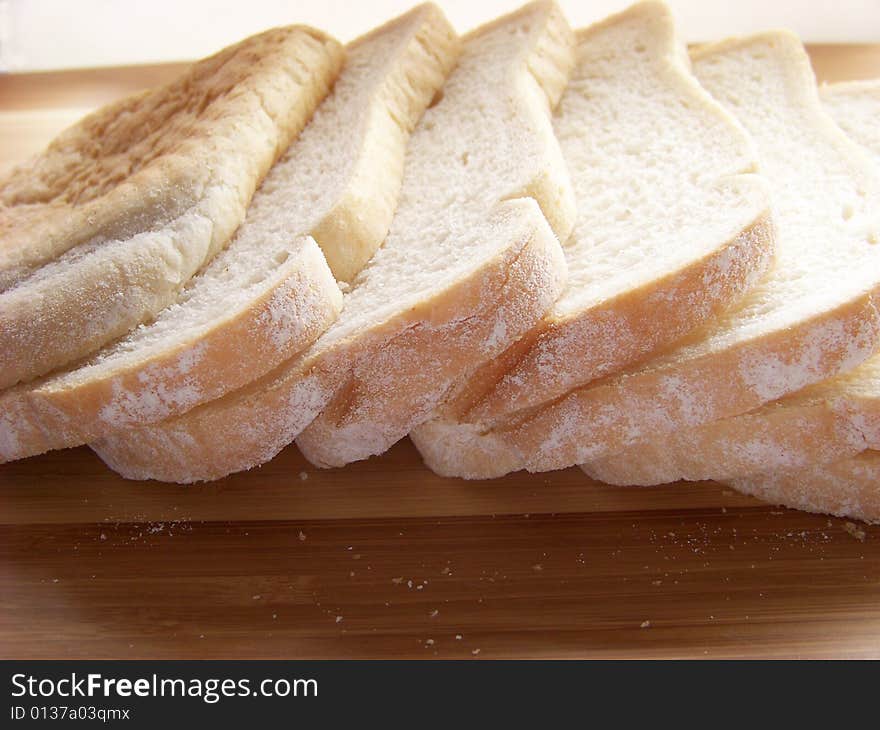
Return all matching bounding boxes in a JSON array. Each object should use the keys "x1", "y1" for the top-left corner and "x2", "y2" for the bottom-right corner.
[
  {"x1": 92, "y1": 0, "x2": 576, "y2": 482},
  {"x1": 411, "y1": 1, "x2": 774, "y2": 478},
  {"x1": 454, "y1": 30, "x2": 880, "y2": 478},
  {"x1": 585, "y1": 77, "x2": 880, "y2": 485},
  {"x1": 0, "y1": 27, "x2": 343, "y2": 389},
  {"x1": 0, "y1": 4, "x2": 457, "y2": 464},
  {"x1": 731, "y1": 450, "x2": 880, "y2": 523}
]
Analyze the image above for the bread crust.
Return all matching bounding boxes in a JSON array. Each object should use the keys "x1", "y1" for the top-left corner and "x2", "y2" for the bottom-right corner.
[
  {"x1": 411, "y1": 2, "x2": 776, "y2": 477},
  {"x1": 581, "y1": 70, "x2": 880, "y2": 486},
  {"x1": 0, "y1": 27, "x2": 344, "y2": 388},
  {"x1": 731, "y1": 451, "x2": 880, "y2": 524},
  {"x1": 316, "y1": 4, "x2": 460, "y2": 281},
  {"x1": 92, "y1": 0, "x2": 576, "y2": 482},
  {"x1": 417, "y1": 289, "x2": 880, "y2": 478},
  {"x1": 582, "y1": 394, "x2": 870, "y2": 485},
  {"x1": 296, "y1": 201, "x2": 567, "y2": 467},
  {"x1": 294, "y1": 0, "x2": 577, "y2": 467},
  {"x1": 413, "y1": 212, "x2": 777, "y2": 478},
  {"x1": 418, "y1": 27, "x2": 880, "y2": 479},
  {"x1": 0, "y1": 242, "x2": 342, "y2": 462},
  {"x1": 410, "y1": 411, "x2": 525, "y2": 480},
  {"x1": 0, "y1": 4, "x2": 458, "y2": 464},
  {"x1": 92, "y1": 202, "x2": 567, "y2": 482},
  {"x1": 584, "y1": 349, "x2": 880, "y2": 485},
  {"x1": 517, "y1": 293, "x2": 880, "y2": 472},
  {"x1": 425, "y1": 62, "x2": 880, "y2": 520},
  {"x1": 457, "y1": 204, "x2": 773, "y2": 429}
]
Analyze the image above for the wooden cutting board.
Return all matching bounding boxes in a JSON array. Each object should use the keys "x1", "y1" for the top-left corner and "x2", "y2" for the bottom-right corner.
[{"x1": 2, "y1": 45, "x2": 880, "y2": 660}]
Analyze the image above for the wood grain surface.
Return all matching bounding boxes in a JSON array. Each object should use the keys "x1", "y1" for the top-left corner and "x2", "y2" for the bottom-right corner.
[{"x1": 2, "y1": 45, "x2": 879, "y2": 660}]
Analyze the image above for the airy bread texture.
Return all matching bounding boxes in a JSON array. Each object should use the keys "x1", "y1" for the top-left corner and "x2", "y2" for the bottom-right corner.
[
  {"x1": 450, "y1": 30, "x2": 880, "y2": 478},
  {"x1": 731, "y1": 451, "x2": 880, "y2": 524},
  {"x1": 0, "y1": 27, "x2": 344, "y2": 389},
  {"x1": 0, "y1": 4, "x2": 457, "y2": 464},
  {"x1": 822, "y1": 80, "x2": 880, "y2": 158},
  {"x1": 411, "y1": 1, "x2": 774, "y2": 478},
  {"x1": 586, "y1": 80, "x2": 880, "y2": 485},
  {"x1": 92, "y1": 0, "x2": 576, "y2": 482}
]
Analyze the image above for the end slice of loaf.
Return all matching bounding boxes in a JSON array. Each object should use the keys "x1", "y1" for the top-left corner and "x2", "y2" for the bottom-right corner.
[
  {"x1": 0, "y1": 3, "x2": 457, "y2": 464},
  {"x1": 479, "y1": 30, "x2": 880, "y2": 477},
  {"x1": 92, "y1": 0, "x2": 576, "y2": 482},
  {"x1": 411, "y1": 1, "x2": 774, "y2": 478},
  {"x1": 731, "y1": 451, "x2": 880, "y2": 524},
  {"x1": 585, "y1": 77, "x2": 880, "y2": 485},
  {"x1": 0, "y1": 26, "x2": 344, "y2": 388}
]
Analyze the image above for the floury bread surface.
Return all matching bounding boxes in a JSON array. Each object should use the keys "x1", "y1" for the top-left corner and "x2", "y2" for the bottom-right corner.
[
  {"x1": 412, "y1": 2, "x2": 774, "y2": 478},
  {"x1": 93, "y1": 0, "x2": 576, "y2": 482},
  {"x1": 420, "y1": 29, "x2": 880, "y2": 479},
  {"x1": 731, "y1": 451, "x2": 880, "y2": 524},
  {"x1": 585, "y1": 78, "x2": 880, "y2": 486},
  {"x1": 0, "y1": 26, "x2": 343, "y2": 388},
  {"x1": 0, "y1": 4, "x2": 457, "y2": 463},
  {"x1": 719, "y1": 83, "x2": 880, "y2": 525}
]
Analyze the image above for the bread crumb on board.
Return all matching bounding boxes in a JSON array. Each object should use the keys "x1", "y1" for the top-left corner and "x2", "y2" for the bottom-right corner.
[{"x1": 844, "y1": 522, "x2": 867, "y2": 542}]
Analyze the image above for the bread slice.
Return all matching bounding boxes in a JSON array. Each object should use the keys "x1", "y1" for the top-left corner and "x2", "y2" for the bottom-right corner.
[
  {"x1": 582, "y1": 368, "x2": 879, "y2": 484},
  {"x1": 411, "y1": 1, "x2": 774, "y2": 478},
  {"x1": 730, "y1": 81, "x2": 880, "y2": 523},
  {"x1": 822, "y1": 80, "x2": 880, "y2": 158},
  {"x1": 0, "y1": 4, "x2": 457, "y2": 464},
  {"x1": 585, "y1": 77, "x2": 880, "y2": 485},
  {"x1": 0, "y1": 27, "x2": 343, "y2": 389},
  {"x1": 92, "y1": 0, "x2": 576, "y2": 483},
  {"x1": 731, "y1": 451, "x2": 880, "y2": 523},
  {"x1": 434, "y1": 30, "x2": 880, "y2": 480}
]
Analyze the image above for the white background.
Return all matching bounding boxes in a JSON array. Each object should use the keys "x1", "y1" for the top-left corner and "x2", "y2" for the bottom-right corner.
[{"x1": 1, "y1": 0, "x2": 879, "y2": 72}]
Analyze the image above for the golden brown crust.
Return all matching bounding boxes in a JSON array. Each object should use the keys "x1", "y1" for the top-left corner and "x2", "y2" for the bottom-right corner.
[
  {"x1": 42, "y1": 245, "x2": 340, "y2": 437},
  {"x1": 584, "y1": 351, "x2": 880, "y2": 485},
  {"x1": 90, "y1": 1, "x2": 576, "y2": 482},
  {"x1": 0, "y1": 26, "x2": 344, "y2": 387},
  {"x1": 0, "y1": 4, "x2": 459, "y2": 464}
]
